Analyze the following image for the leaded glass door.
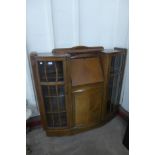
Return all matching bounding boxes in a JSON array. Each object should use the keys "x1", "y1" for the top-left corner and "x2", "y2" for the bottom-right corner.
[
  {"x1": 37, "y1": 60, "x2": 68, "y2": 128},
  {"x1": 108, "y1": 54, "x2": 126, "y2": 112}
]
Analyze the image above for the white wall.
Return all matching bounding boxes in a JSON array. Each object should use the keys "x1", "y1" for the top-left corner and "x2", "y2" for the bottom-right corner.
[
  {"x1": 121, "y1": 51, "x2": 129, "y2": 111},
  {"x1": 26, "y1": 0, "x2": 129, "y2": 115},
  {"x1": 26, "y1": 51, "x2": 39, "y2": 115}
]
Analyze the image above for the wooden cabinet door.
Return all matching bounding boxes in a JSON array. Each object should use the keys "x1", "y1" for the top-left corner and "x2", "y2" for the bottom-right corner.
[
  {"x1": 73, "y1": 86, "x2": 104, "y2": 128},
  {"x1": 31, "y1": 55, "x2": 71, "y2": 129}
]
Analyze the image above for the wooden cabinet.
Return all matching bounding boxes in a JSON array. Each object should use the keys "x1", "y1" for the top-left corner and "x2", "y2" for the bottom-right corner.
[{"x1": 30, "y1": 46, "x2": 127, "y2": 136}]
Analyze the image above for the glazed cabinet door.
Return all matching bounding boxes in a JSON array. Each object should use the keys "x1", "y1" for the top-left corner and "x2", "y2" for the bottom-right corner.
[
  {"x1": 31, "y1": 56, "x2": 70, "y2": 129},
  {"x1": 73, "y1": 86, "x2": 104, "y2": 128},
  {"x1": 108, "y1": 53, "x2": 126, "y2": 112}
]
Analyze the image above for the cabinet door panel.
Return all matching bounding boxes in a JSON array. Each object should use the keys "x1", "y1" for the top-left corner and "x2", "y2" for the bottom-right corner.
[
  {"x1": 73, "y1": 87, "x2": 103, "y2": 127},
  {"x1": 71, "y1": 57, "x2": 104, "y2": 86},
  {"x1": 36, "y1": 59, "x2": 68, "y2": 129},
  {"x1": 38, "y1": 61, "x2": 64, "y2": 82},
  {"x1": 108, "y1": 54, "x2": 126, "y2": 112}
]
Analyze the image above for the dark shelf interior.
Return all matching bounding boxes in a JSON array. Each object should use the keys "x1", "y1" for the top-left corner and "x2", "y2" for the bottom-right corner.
[
  {"x1": 38, "y1": 61, "x2": 67, "y2": 128},
  {"x1": 46, "y1": 112, "x2": 67, "y2": 128},
  {"x1": 108, "y1": 54, "x2": 126, "y2": 112},
  {"x1": 38, "y1": 61, "x2": 64, "y2": 82}
]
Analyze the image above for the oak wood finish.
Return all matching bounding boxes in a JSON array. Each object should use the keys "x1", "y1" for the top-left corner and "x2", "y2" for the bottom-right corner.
[
  {"x1": 30, "y1": 46, "x2": 127, "y2": 136},
  {"x1": 52, "y1": 46, "x2": 104, "y2": 55},
  {"x1": 70, "y1": 57, "x2": 104, "y2": 86},
  {"x1": 73, "y1": 85, "x2": 104, "y2": 128}
]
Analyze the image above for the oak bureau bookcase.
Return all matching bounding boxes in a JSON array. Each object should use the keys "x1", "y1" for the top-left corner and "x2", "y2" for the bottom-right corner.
[{"x1": 30, "y1": 46, "x2": 127, "y2": 136}]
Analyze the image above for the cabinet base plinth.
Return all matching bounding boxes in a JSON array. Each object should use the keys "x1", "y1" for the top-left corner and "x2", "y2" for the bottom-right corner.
[{"x1": 45, "y1": 112, "x2": 117, "y2": 136}]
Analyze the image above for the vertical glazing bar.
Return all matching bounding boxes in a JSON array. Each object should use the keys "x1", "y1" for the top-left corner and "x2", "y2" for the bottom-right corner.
[
  {"x1": 114, "y1": 74, "x2": 120, "y2": 105},
  {"x1": 117, "y1": 54, "x2": 126, "y2": 104},
  {"x1": 111, "y1": 74, "x2": 116, "y2": 112},
  {"x1": 44, "y1": 62, "x2": 48, "y2": 82},
  {"x1": 55, "y1": 62, "x2": 62, "y2": 127},
  {"x1": 110, "y1": 56, "x2": 116, "y2": 112},
  {"x1": 44, "y1": 62, "x2": 54, "y2": 127},
  {"x1": 114, "y1": 55, "x2": 122, "y2": 105},
  {"x1": 109, "y1": 76, "x2": 113, "y2": 112}
]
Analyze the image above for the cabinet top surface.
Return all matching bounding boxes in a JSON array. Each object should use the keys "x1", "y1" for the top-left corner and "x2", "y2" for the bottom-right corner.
[{"x1": 31, "y1": 48, "x2": 127, "y2": 58}]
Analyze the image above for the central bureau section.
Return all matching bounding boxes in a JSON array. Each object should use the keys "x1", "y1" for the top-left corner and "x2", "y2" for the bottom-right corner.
[{"x1": 70, "y1": 57, "x2": 105, "y2": 128}]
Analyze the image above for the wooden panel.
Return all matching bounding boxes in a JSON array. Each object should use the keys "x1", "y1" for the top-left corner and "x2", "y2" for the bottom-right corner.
[
  {"x1": 101, "y1": 54, "x2": 111, "y2": 117},
  {"x1": 52, "y1": 46, "x2": 104, "y2": 55},
  {"x1": 71, "y1": 57, "x2": 103, "y2": 86},
  {"x1": 73, "y1": 86, "x2": 103, "y2": 127}
]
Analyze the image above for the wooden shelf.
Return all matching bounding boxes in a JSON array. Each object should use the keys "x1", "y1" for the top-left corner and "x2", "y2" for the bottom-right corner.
[
  {"x1": 40, "y1": 75, "x2": 63, "y2": 79},
  {"x1": 46, "y1": 111, "x2": 66, "y2": 114},
  {"x1": 40, "y1": 81, "x2": 64, "y2": 85},
  {"x1": 44, "y1": 95, "x2": 65, "y2": 98}
]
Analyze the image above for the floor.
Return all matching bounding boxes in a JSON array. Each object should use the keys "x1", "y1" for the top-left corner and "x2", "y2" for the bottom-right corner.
[{"x1": 26, "y1": 116, "x2": 128, "y2": 155}]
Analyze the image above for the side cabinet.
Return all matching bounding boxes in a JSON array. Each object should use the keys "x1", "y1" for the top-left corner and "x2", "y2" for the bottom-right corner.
[
  {"x1": 102, "y1": 49, "x2": 127, "y2": 114},
  {"x1": 30, "y1": 54, "x2": 72, "y2": 135}
]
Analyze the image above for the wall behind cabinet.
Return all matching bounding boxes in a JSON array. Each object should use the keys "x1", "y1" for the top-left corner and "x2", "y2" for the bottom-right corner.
[{"x1": 26, "y1": 0, "x2": 129, "y2": 116}]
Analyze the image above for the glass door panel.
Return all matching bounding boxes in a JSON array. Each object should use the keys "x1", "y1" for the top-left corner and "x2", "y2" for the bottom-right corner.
[
  {"x1": 38, "y1": 61, "x2": 64, "y2": 82},
  {"x1": 56, "y1": 61, "x2": 64, "y2": 81},
  {"x1": 38, "y1": 61, "x2": 67, "y2": 128},
  {"x1": 110, "y1": 55, "x2": 126, "y2": 73},
  {"x1": 108, "y1": 54, "x2": 126, "y2": 112},
  {"x1": 46, "y1": 112, "x2": 67, "y2": 128}
]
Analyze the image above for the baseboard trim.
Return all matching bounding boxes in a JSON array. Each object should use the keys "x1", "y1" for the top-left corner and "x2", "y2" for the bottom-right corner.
[
  {"x1": 117, "y1": 106, "x2": 129, "y2": 122},
  {"x1": 26, "y1": 115, "x2": 41, "y2": 129}
]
